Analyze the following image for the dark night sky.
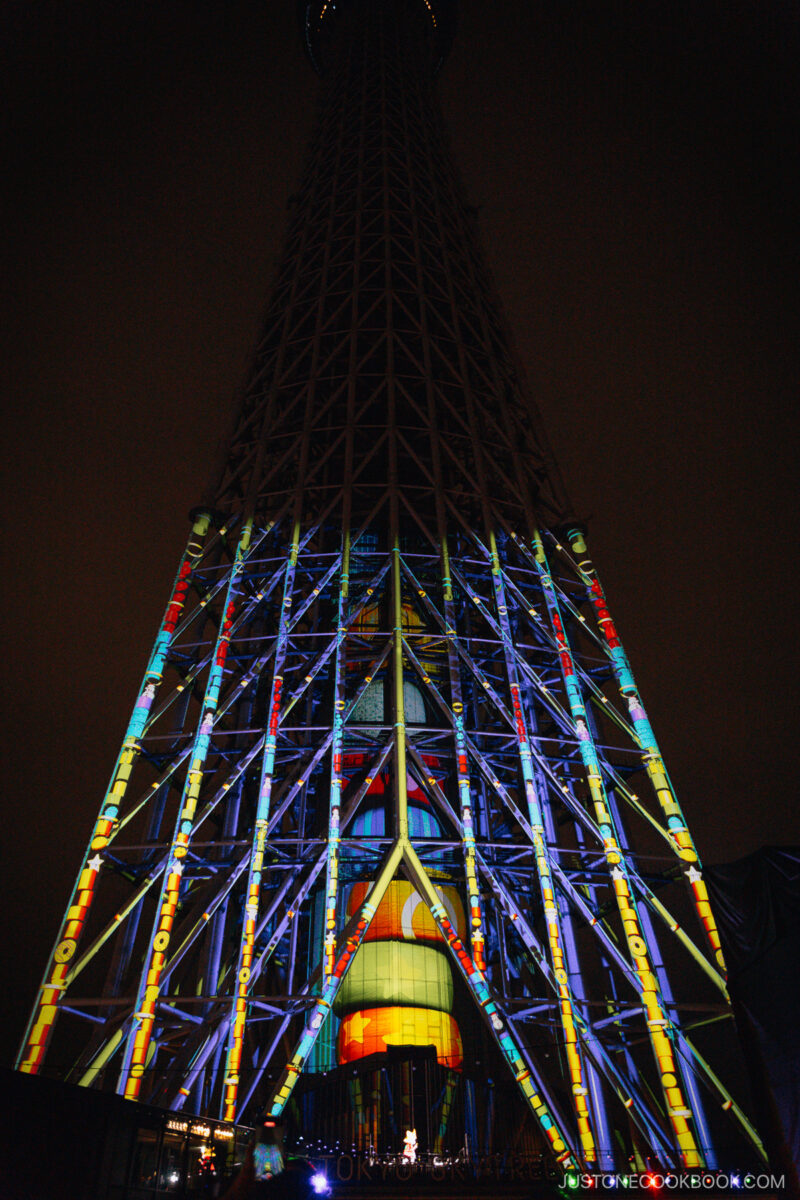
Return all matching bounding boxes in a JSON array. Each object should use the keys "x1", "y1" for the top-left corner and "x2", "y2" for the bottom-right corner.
[{"x1": 3, "y1": 0, "x2": 798, "y2": 1069}]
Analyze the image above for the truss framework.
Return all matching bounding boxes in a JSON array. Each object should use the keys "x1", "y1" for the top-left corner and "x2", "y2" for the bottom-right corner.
[{"x1": 17, "y1": 0, "x2": 762, "y2": 1175}]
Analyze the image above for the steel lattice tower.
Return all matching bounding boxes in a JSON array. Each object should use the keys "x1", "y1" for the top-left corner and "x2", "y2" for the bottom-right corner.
[{"x1": 17, "y1": 0, "x2": 765, "y2": 1173}]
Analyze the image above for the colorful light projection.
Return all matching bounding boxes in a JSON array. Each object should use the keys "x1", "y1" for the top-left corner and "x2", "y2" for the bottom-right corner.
[
  {"x1": 221, "y1": 520, "x2": 303, "y2": 1122},
  {"x1": 18, "y1": 508, "x2": 214, "y2": 1076},
  {"x1": 334, "y1": 762, "x2": 466, "y2": 1072},
  {"x1": 339, "y1": 1006, "x2": 462, "y2": 1069},
  {"x1": 562, "y1": 525, "x2": 726, "y2": 973},
  {"x1": 322, "y1": 594, "x2": 468, "y2": 1080},
  {"x1": 294, "y1": 583, "x2": 577, "y2": 1169},
  {"x1": 528, "y1": 525, "x2": 703, "y2": 1169},
  {"x1": 484, "y1": 529, "x2": 598, "y2": 1164},
  {"x1": 118, "y1": 519, "x2": 255, "y2": 1101}
]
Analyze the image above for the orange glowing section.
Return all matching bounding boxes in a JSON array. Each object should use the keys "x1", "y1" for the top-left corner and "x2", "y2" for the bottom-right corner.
[
  {"x1": 338, "y1": 1006, "x2": 463, "y2": 1070},
  {"x1": 346, "y1": 880, "x2": 467, "y2": 946}
]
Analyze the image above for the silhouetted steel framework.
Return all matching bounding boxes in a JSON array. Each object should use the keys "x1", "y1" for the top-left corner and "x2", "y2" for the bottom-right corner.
[{"x1": 18, "y1": 0, "x2": 765, "y2": 1173}]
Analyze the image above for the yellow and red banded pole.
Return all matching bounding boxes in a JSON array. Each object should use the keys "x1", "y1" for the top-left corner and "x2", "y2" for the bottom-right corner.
[
  {"x1": 529, "y1": 525, "x2": 706, "y2": 1169},
  {"x1": 16, "y1": 508, "x2": 214, "y2": 1076},
  {"x1": 485, "y1": 530, "x2": 600, "y2": 1164},
  {"x1": 220, "y1": 520, "x2": 303, "y2": 1121},
  {"x1": 562, "y1": 525, "x2": 726, "y2": 974},
  {"x1": 116, "y1": 518, "x2": 253, "y2": 1101}
]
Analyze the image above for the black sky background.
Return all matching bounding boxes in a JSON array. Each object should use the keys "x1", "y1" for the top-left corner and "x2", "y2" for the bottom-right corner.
[{"x1": 2, "y1": 0, "x2": 798, "y2": 1070}]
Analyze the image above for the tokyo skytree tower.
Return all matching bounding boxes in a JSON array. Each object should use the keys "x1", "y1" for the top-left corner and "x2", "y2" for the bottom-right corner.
[{"x1": 17, "y1": 0, "x2": 764, "y2": 1173}]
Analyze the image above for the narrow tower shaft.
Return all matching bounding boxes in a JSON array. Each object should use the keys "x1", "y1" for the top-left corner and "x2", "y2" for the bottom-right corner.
[{"x1": 215, "y1": 0, "x2": 567, "y2": 532}]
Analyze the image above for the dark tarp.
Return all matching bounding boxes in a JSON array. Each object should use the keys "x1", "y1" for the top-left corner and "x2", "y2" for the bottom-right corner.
[{"x1": 705, "y1": 847, "x2": 800, "y2": 1186}]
